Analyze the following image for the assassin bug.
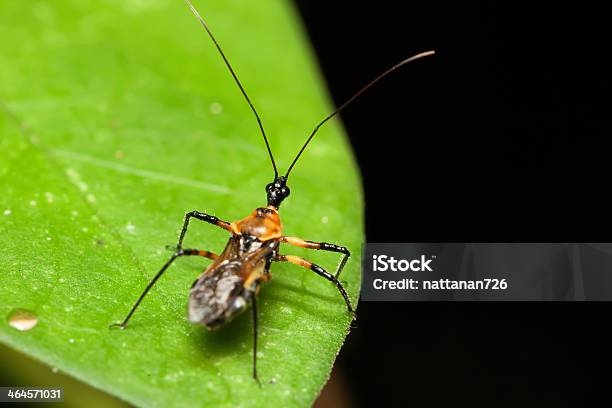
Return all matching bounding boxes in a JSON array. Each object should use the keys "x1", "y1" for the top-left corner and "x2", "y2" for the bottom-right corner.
[{"x1": 110, "y1": 0, "x2": 434, "y2": 383}]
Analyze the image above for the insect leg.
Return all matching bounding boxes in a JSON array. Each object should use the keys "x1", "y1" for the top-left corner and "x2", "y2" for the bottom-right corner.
[
  {"x1": 274, "y1": 254, "x2": 354, "y2": 313},
  {"x1": 110, "y1": 248, "x2": 217, "y2": 329},
  {"x1": 281, "y1": 237, "x2": 351, "y2": 278},
  {"x1": 251, "y1": 295, "x2": 261, "y2": 386},
  {"x1": 176, "y1": 211, "x2": 231, "y2": 250}
]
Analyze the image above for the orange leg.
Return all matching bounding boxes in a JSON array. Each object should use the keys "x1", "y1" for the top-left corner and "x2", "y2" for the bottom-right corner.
[
  {"x1": 281, "y1": 236, "x2": 351, "y2": 278},
  {"x1": 274, "y1": 254, "x2": 354, "y2": 313},
  {"x1": 180, "y1": 248, "x2": 218, "y2": 260}
]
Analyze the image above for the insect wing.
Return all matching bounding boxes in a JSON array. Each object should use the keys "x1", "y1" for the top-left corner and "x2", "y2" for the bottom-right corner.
[{"x1": 188, "y1": 240, "x2": 271, "y2": 328}]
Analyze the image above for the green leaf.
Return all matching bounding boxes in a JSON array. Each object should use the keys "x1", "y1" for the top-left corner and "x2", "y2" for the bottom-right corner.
[{"x1": 0, "y1": 0, "x2": 363, "y2": 407}]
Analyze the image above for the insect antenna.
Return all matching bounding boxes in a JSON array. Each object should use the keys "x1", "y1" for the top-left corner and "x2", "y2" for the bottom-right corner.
[
  {"x1": 184, "y1": 0, "x2": 279, "y2": 177},
  {"x1": 285, "y1": 50, "x2": 435, "y2": 178}
]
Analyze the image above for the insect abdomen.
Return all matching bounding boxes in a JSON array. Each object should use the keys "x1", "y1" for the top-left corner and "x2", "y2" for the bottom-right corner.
[{"x1": 188, "y1": 261, "x2": 251, "y2": 328}]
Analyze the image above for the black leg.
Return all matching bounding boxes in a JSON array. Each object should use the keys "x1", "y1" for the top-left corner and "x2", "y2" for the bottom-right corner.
[
  {"x1": 251, "y1": 295, "x2": 261, "y2": 386},
  {"x1": 281, "y1": 237, "x2": 351, "y2": 278},
  {"x1": 176, "y1": 211, "x2": 231, "y2": 250},
  {"x1": 330, "y1": 245, "x2": 351, "y2": 279},
  {"x1": 110, "y1": 248, "x2": 217, "y2": 329},
  {"x1": 274, "y1": 254, "x2": 354, "y2": 314}
]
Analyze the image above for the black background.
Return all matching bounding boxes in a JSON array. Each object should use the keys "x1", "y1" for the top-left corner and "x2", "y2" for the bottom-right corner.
[{"x1": 294, "y1": 1, "x2": 611, "y2": 406}]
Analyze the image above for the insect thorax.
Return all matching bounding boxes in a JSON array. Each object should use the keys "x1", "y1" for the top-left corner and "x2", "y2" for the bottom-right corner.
[
  {"x1": 230, "y1": 207, "x2": 282, "y2": 241},
  {"x1": 238, "y1": 234, "x2": 264, "y2": 254}
]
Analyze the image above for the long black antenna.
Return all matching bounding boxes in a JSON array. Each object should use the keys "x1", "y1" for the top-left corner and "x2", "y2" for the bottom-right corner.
[
  {"x1": 285, "y1": 50, "x2": 435, "y2": 178},
  {"x1": 184, "y1": 0, "x2": 278, "y2": 177}
]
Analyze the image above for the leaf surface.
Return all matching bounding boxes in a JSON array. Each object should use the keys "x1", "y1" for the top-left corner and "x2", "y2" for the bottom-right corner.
[{"x1": 0, "y1": 1, "x2": 362, "y2": 406}]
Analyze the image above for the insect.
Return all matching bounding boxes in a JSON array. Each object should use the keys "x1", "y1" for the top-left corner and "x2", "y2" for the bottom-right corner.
[{"x1": 110, "y1": 0, "x2": 434, "y2": 383}]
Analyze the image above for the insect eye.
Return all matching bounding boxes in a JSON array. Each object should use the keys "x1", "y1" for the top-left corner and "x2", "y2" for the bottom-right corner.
[{"x1": 265, "y1": 183, "x2": 274, "y2": 192}]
